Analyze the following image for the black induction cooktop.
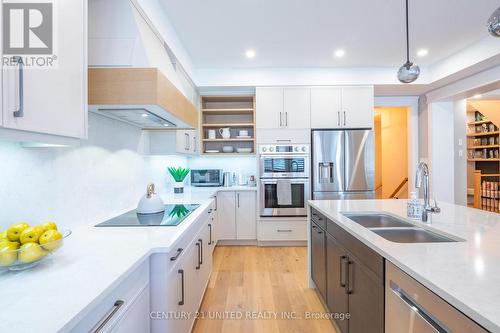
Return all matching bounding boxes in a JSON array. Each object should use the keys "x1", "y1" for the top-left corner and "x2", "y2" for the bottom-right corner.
[{"x1": 95, "y1": 204, "x2": 200, "y2": 227}]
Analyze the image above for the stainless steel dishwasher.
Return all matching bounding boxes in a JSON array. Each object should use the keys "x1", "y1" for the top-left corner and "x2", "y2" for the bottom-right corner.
[{"x1": 385, "y1": 262, "x2": 488, "y2": 333}]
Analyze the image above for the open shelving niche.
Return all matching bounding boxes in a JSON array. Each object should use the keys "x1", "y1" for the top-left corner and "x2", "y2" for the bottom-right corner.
[
  {"x1": 466, "y1": 107, "x2": 500, "y2": 212},
  {"x1": 200, "y1": 96, "x2": 256, "y2": 155}
]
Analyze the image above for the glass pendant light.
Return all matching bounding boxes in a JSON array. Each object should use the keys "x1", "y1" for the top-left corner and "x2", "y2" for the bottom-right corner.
[
  {"x1": 487, "y1": 6, "x2": 500, "y2": 37},
  {"x1": 397, "y1": 0, "x2": 420, "y2": 83}
]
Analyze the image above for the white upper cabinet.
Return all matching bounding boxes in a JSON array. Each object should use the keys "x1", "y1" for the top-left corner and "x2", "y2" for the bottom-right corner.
[
  {"x1": 311, "y1": 86, "x2": 374, "y2": 129},
  {"x1": 256, "y1": 87, "x2": 311, "y2": 129},
  {"x1": 341, "y1": 86, "x2": 374, "y2": 128},
  {"x1": 1, "y1": 0, "x2": 87, "y2": 140},
  {"x1": 175, "y1": 130, "x2": 198, "y2": 155},
  {"x1": 311, "y1": 87, "x2": 342, "y2": 128},
  {"x1": 283, "y1": 87, "x2": 310, "y2": 128},
  {"x1": 256, "y1": 87, "x2": 283, "y2": 128}
]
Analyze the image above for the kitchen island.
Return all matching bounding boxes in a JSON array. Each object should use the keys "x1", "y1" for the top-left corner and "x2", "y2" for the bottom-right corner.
[
  {"x1": 0, "y1": 186, "x2": 255, "y2": 333},
  {"x1": 308, "y1": 199, "x2": 500, "y2": 333}
]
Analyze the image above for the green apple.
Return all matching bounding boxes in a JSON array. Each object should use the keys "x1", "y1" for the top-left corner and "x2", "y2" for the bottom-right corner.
[
  {"x1": 37, "y1": 221, "x2": 58, "y2": 233},
  {"x1": 19, "y1": 226, "x2": 44, "y2": 244},
  {"x1": 7, "y1": 223, "x2": 30, "y2": 242},
  {"x1": 18, "y1": 242, "x2": 47, "y2": 263},
  {"x1": 0, "y1": 241, "x2": 20, "y2": 266},
  {"x1": 39, "y1": 229, "x2": 63, "y2": 251}
]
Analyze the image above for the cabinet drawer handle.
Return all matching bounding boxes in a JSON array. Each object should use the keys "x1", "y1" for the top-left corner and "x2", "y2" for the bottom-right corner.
[
  {"x1": 337, "y1": 111, "x2": 340, "y2": 126},
  {"x1": 340, "y1": 256, "x2": 348, "y2": 287},
  {"x1": 170, "y1": 248, "x2": 183, "y2": 261},
  {"x1": 347, "y1": 261, "x2": 354, "y2": 294},
  {"x1": 208, "y1": 224, "x2": 213, "y2": 245},
  {"x1": 285, "y1": 112, "x2": 288, "y2": 127},
  {"x1": 92, "y1": 300, "x2": 125, "y2": 333},
  {"x1": 178, "y1": 269, "x2": 185, "y2": 305},
  {"x1": 277, "y1": 229, "x2": 292, "y2": 232},
  {"x1": 343, "y1": 111, "x2": 346, "y2": 126},
  {"x1": 199, "y1": 238, "x2": 203, "y2": 265},
  {"x1": 196, "y1": 241, "x2": 201, "y2": 270},
  {"x1": 279, "y1": 112, "x2": 283, "y2": 127},
  {"x1": 208, "y1": 209, "x2": 212, "y2": 214},
  {"x1": 12, "y1": 56, "x2": 24, "y2": 118}
]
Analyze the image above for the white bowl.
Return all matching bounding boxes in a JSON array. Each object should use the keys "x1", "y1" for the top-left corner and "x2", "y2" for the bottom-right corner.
[
  {"x1": 222, "y1": 146, "x2": 234, "y2": 153},
  {"x1": 236, "y1": 148, "x2": 253, "y2": 154}
]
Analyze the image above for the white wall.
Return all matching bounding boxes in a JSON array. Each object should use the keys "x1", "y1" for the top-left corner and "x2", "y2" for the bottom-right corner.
[
  {"x1": 428, "y1": 101, "x2": 455, "y2": 204},
  {"x1": 0, "y1": 114, "x2": 152, "y2": 230},
  {"x1": 454, "y1": 99, "x2": 468, "y2": 206}
]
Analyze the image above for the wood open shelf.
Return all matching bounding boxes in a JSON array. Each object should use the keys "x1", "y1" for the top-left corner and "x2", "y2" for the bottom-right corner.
[
  {"x1": 467, "y1": 120, "x2": 492, "y2": 125},
  {"x1": 468, "y1": 159, "x2": 500, "y2": 162},
  {"x1": 467, "y1": 131, "x2": 500, "y2": 137},
  {"x1": 201, "y1": 108, "x2": 254, "y2": 114},
  {"x1": 202, "y1": 138, "x2": 254, "y2": 142},
  {"x1": 467, "y1": 145, "x2": 500, "y2": 149},
  {"x1": 200, "y1": 95, "x2": 255, "y2": 155},
  {"x1": 202, "y1": 123, "x2": 254, "y2": 127}
]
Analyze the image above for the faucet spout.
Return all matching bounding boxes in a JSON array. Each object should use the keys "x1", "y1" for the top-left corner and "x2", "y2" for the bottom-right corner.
[{"x1": 414, "y1": 162, "x2": 440, "y2": 222}]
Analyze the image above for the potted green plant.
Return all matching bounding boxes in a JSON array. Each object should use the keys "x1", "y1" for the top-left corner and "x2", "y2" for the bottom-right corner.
[{"x1": 167, "y1": 167, "x2": 190, "y2": 193}]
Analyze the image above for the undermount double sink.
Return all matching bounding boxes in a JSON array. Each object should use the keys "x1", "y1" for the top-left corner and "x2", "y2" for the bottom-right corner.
[{"x1": 342, "y1": 213, "x2": 460, "y2": 243}]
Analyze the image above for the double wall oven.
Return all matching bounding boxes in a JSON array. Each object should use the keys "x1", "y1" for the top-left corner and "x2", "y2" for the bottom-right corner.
[{"x1": 259, "y1": 144, "x2": 310, "y2": 217}]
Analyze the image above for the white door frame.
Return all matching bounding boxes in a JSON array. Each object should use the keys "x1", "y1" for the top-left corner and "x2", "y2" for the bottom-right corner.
[{"x1": 374, "y1": 96, "x2": 419, "y2": 192}]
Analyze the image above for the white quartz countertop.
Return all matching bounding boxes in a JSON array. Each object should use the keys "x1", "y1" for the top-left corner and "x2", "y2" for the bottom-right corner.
[
  {"x1": 308, "y1": 199, "x2": 500, "y2": 333},
  {"x1": 0, "y1": 185, "x2": 256, "y2": 333}
]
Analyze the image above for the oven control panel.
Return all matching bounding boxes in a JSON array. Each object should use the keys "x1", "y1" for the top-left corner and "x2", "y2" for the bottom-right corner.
[{"x1": 259, "y1": 144, "x2": 309, "y2": 154}]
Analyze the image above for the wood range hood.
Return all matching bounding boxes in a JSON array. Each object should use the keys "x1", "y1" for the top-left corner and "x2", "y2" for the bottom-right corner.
[{"x1": 88, "y1": 68, "x2": 198, "y2": 129}]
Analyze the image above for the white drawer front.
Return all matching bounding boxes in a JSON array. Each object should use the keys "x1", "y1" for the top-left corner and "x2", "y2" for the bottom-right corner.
[{"x1": 258, "y1": 221, "x2": 307, "y2": 241}]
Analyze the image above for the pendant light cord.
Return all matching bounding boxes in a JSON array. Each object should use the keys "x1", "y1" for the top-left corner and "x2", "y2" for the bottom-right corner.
[{"x1": 405, "y1": 0, "x2": 410, "y2": 64}]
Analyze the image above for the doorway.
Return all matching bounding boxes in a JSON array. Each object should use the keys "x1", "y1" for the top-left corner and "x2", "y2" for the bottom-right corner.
[{"x1": 374, "y1": 107, "x2": 409, "y2": 199}]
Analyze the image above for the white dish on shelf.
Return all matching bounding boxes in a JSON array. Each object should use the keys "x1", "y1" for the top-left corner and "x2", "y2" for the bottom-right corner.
[
  {"x1": 236, "y1": 135, "x2": 252, "y2": 139},
  {"x1": 236, "y1": 148, "x2": 253, "y2": 154},
  {"x1": 205, "y1": 150, "x2": 220, "y2": 153},
  {"x1": 222, "y1": 146, "x2": 234, "y2": 153}
]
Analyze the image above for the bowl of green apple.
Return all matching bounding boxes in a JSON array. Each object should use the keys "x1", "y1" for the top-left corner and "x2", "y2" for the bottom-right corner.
[{"x1": 0, "y1": 222, "x2": 71, "y2": 271}]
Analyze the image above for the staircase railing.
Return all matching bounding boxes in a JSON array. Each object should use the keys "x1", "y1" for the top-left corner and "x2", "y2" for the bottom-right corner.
[{"x1": 389, "y1": 178, "x2": 409, "y2": 199}]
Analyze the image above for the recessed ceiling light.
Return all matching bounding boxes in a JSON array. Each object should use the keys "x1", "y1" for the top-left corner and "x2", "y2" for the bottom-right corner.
[
  {"x1": 417, "y1": 49, "x2": 428, "y2": 57},
  {"x1": 334, "y1": 49, "x2": 345, "y2": 58},
  {"x1": 163, "y1": 123, "x2": 169, "y2": 127},
  {"x1": 473, "y1": 94, "x2": 483, "y2": 99},
  {"x1": 141, "y1": 113, "x2": 149, "y2": 117},
  {"x1": 245, "y1": 49, "x2": 256, "y2": 59}
]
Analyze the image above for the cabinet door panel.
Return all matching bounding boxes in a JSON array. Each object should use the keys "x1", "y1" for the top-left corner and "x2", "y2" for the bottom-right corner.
[
  {"x1": 256, "y1": 87, "x2": 283, "y2": 128},
  {"x1": 326, "y1": 233, "x2": 348, "y2": 333},
  {"x1": 2, "y1": 0, "x2": 86, "y2": 138},
  {"x1": 283, "y1": 87, "x2": 310, "y2": 128},
  {"x1": 311, "y1": 222, "x2": 327, "y2": 301},
  {"x1": 341, "y1": 86, "x2": 374, "y2": 129},
  {"x1": 216, "y1": 191, "x2": 236, "y2": 240},
  {"x1": 311, "y1": 87, "x2": 342, "y2": 129},
  {"x1": 236, "y1": 191, "x2": 256, "y2": 239},
  {"x1": 176, "y1": 130, "x2": 191, "y2": 153},
  {"x1": 347, "y1": 258, "x2": 384, "y2": 333},
  {"x1": 109, "y1": 285, "x2": 150, "y2": 333}
]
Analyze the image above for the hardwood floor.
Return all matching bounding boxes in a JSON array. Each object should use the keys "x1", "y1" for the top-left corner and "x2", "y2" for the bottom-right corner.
[{"x1": 192, "y1": 246, "x2": 337, "y2": 333}]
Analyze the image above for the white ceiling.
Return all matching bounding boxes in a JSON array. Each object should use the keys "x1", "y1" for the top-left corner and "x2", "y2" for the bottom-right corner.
[{"x1": 159, "y1": 0, "x2": 498, "y2": 69}]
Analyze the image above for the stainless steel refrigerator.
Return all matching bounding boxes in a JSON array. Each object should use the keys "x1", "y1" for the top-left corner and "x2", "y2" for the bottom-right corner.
[{"x1": 312, "y1": 129, "x2": 375, "y2": 200}]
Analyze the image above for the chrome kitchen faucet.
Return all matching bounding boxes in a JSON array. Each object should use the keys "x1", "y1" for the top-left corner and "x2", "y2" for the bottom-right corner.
[{"x1": 415, "y1": 162, "x2": 440, "y2": 223}]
